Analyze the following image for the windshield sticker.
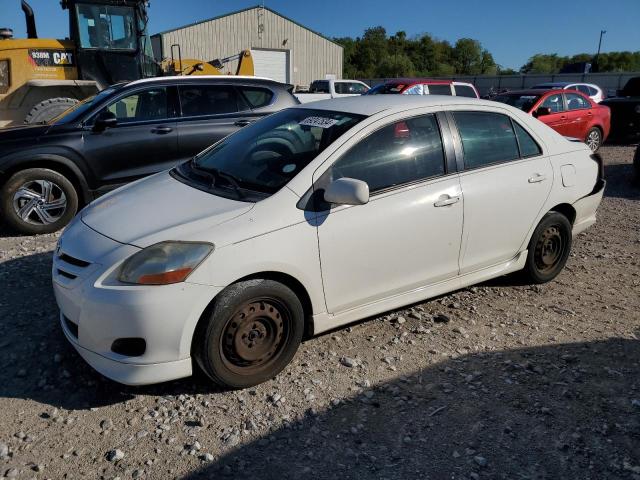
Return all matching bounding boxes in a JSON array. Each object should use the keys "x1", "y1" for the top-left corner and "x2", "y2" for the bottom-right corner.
[
  {"x1": 282, "y1": 164, "x2": 296, "y2": 173},
  {"x1": 299, "y1": 116, "x2": 339, "y2": 129}
]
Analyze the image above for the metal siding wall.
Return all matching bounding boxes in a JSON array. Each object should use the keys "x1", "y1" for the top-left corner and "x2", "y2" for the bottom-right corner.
[{"x1": 158, "y1": 8, "x2": 342, "y2": 87}]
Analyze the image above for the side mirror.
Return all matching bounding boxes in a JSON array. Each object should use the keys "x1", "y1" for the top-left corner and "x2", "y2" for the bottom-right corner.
[
  {"x1": 93, "y1": 111, "x2": 117, "y2": 131},
  {"x1": 533, "y1": 106, "x2": 552, "y2": 118},
  {"x1": 324, "y1": 177, "x2": 369, "y2": 206}
]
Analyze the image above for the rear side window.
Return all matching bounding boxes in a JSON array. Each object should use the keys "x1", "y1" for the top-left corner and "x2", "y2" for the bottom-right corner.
[
  {"x1": 310, "y1": 81, "x2": 329, "y2": 93},
  {"x1": 453, "y1": 112, "x2": 520, "y2": 169},
  {"x1": 179, "y1": 85, "x2": 248, "y2": 117},
  {"x1": 427, "y1": 84, "x2": 452, "y2": 95},
  {"x1": 404, "y1": 84, "x2": 425, "y2": 95},
  {"x1": 587, "y1": 86, "x2": 599, "y2": 96},
  {"x1": 513, "y1": 121, "x2": 542, "y2": 157},
  {"x1": 454, "y1": 85, "x2": 477, "y2": 98},
  {"x1": 326, "y1": 114, "x2": 445, "y2": 194},
  {"x1": 239, "y1": 87, "x2": 274, "y2": 109},
  {"x1": 335, "y1": 82, "x2": 368, "y2": 94},
  {"x1": 565, "y1": 93, "x2": 590, "y2": 110}
]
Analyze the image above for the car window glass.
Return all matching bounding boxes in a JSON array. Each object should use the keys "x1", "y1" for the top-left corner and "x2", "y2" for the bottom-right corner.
[
  {"x1": 335, "y1": 82, "x2": 367, "y2": 94},
  {"x1": 179, "y1": 85, "x2": 247, "y2": 117},
  {"x1": 427, "y1": 84, "x2": 452, "y2": 95},
  {"x1": 540, "y1": 94, "x2": 564, "y2": 113},
  {"x1": 324, "y1": 114, "x2": 445, "y2": 194},
  {"x1": 105, "y1": 88, "x2": 167, "y2": 123},
  {"x1": 565, "y1": 93, "x2": 590, "y2": 110},
  {"x1": 404, "y1": 84, "x2": 424, "y2": 95},
  {"x1": 513, "y1": 121, "x2": 542, "y2": 157},
  {"x1": 239, "y1": 87, "x2": 274, "y2": 109},
  {"x1": 453, "y1": 111, "x2": 520, "y2": 168},
  {"x1": 576, "y1": 85, "x2": 590, "y2": 95},
  {"x1": 311, "y1": 81, "x2": 329, "y2": 93},
  {"x1": 454, "y1": 85, "x2": 477, "y2": 98}
]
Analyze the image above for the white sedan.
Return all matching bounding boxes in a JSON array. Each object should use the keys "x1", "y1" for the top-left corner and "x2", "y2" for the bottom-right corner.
[{"x1": 53, "y1": 95, "x2": 605, "y2": 388}]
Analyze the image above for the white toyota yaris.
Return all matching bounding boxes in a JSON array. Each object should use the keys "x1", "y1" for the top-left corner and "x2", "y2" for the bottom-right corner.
[{"x1": 53, "y1": 95, "x2": 605, "y2": 388}]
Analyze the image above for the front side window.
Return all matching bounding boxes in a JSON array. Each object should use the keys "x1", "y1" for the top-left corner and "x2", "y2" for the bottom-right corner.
[
  {"x1": 453, "y1": 111, "x2": 520, "y2": 169},
  {"x1": 335, "y1": 82, "x2": 368, "y2": 94},
  {"x1": 323, "y1": 114, "x2": 446, "y2": 194},
  {"x1": 454, "y1": 85, "x2": 477, "y2": 98},
  {"x1": 540, "y1": 94, "x2": 565, "y2": 113},
  {"x1": 310, "y1": 81, "x2": 329, "y2": 93},
  {"x1": 179, "y1": 85, "x2": 247, "y2": 117},
  {"x1": 76, "y1": 4, "x2": 136, "y2": 50},
  {"x1": 105, "y1": 88, "x2": 168, "y2": 123},
  {"x1": 427, "y1": 84, "x2": 453, "y2": 96},
  {"x1": 174, "y1": 109, "x2": 364, "y2": 199},
  {"x1": 565, "y1": 93, "x2": 590, "y2": 110},
  {"x1": 403, "y1": 84, "x2": 425, "y2": 95}
]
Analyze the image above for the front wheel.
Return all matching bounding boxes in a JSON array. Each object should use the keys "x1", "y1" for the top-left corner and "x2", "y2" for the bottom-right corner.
[
  {"x1": 522, "y1": 212, "x2": 572, "y2": 284},
  {"x1": 585, "y1": 127, "x2": 602, "y2": 152},
  {"x1": 0, "y1": 168, "x2": 78, "y2": 235},
  {"x1": 194, "y1": 279, "x2": 304, "y2": 389}
]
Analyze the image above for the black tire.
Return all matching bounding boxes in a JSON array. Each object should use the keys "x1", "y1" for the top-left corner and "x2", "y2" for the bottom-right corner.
[
  {"x1": 0, "y1": 168, "x2": 78, "y2": 235},
  {"x1": 585, "y1": 127, "x2": 602, "y2": 152},
  {"x1": 24, "y1": 97, "x2": 79, "y2": 125},
  {"x1": 633, "y1": 146, "x2": 640, "y2": 186},
  {"x1": 194, "y1": 279, "x2": 304, "y2": 389},
  {"x1": 522, "y1": 212, "x2": 573, "y2": 284}
]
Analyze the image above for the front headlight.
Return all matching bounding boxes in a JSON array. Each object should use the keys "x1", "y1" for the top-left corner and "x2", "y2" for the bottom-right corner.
[{"x1": 119, "y1": 241, "x2": 213, "y2": 285}]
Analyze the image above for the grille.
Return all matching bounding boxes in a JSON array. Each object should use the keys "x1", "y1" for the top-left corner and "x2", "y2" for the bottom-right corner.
[
  {"x1": 55, "y1": 251, "x2": 92, "y2": 284},
  {"x1": 63, "y1": 315, "x2": 79, "y2": 339}
]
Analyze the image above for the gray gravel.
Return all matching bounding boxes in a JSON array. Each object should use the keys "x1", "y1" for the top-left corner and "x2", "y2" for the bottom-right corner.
[{"x1": 0, "y1": 146, "x2": 638, "y2": 480}]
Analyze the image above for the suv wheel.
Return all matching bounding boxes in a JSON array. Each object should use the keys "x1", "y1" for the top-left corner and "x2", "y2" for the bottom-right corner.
[{"x1": 1, "y1": 168, "x2": 78, "y2": 234}]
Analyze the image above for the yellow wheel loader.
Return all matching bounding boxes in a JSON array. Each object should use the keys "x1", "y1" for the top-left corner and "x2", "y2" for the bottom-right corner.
[{"x1": 0, "y1": 0, "x2": 254, "y2": 128}]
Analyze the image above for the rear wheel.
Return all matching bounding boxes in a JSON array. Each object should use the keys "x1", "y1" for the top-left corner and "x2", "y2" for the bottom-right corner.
[
  {"x1": 522, "y1": 212, "x2": 572, "y2": 284},
  {"x1": 585, "y1": 127, "x2": 602, "y2": 152},
  {"x1": 195, "y1": 279, "x2": 304, "y2": 389},
  {"x1": 0, "y1": 168, "x2": 78, "y2": 234},
  {"x1": 24, "y1": 97, "x2": 79, "y2": 125}
]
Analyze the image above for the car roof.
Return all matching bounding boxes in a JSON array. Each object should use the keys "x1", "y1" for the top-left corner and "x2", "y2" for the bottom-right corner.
[
  {"x1": 499, "y1": 88, "x2": 567, "y2": 96},
  {"x1": 126, "y1": 75, "x2": 278, "y2": 87},
  {"x1": 533, "y1": 82, "x2": 573, "y2": 87},
  {"x1": 293, "y1": 94, "x2": 494, "y2": 116}
]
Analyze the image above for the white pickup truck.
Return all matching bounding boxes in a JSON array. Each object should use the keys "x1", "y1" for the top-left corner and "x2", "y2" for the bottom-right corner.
[{"x1": 294, "y1": 79, "x2": 370, "y2": 103}]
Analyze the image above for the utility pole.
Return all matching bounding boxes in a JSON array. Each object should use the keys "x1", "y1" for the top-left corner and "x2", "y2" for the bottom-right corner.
[{"x1": 594, "y1": 29, "x2": 606, "y2": 70}]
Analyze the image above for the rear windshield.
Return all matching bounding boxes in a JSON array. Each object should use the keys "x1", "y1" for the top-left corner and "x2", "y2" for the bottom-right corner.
[{"x1": 493, "y1": 94, "x2": 541, "y2": 112}]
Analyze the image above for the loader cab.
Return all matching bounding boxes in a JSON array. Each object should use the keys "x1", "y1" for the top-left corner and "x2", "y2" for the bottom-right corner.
[{"x1": 64, "y1": 0, "x2": 159, "y2": 88}]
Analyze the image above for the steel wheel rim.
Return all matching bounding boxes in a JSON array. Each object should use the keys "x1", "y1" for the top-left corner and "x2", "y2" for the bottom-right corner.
[
  {"x1": 587, "y1": 130, "x2": 600, "y2": 151},
  {"x1": 534, "y1": 225, "x2": 564, "y2": 273},
  {"x1": 12, "y1": 180, "x2": 67, "y2": 225},
  {"x1": 220, "y1": 298, "x2": 290, "y2": 375}
]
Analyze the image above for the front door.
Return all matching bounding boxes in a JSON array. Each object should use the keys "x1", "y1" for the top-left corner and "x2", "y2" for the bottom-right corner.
[
  {"x1": 83, "y1": 86, "x2": 178, "y2": 186},
  {"x1": 315, "y1": 114, "x2": 463, "y2": 313},
  {"x1": 450, "y1": 111, "x2": 553, "y2": 273}
]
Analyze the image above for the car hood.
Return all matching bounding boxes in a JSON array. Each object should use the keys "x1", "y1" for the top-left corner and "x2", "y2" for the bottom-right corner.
[
  {"x1": 81, "y1": 171, "x2": 254, "y2": 247},
  {"x1": 0, "y1": 124, "x2": 50, "y2": 142}
]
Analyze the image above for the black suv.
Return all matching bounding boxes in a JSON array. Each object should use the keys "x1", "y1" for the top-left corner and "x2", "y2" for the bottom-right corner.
[
  {"x1": 0, "y1": 76, "x2": 299, "y2": 234},
  {"x1": 601, "y1": 77, "x2": 640, "y2": 143}
]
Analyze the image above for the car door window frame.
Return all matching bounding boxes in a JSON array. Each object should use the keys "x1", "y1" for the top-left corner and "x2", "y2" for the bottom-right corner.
[
  {"x1": 84, "y1": 85, "x2": 179, "y2": 128},
  {"x1": 176, "y1": 83, "x2": 250, "y2": 121},
  {"x1": 300, "y1": 111, "x2": 458, "y2": 212},
  {"x1": 446, "y1": 110, "x2": 544, "y2": 172}
]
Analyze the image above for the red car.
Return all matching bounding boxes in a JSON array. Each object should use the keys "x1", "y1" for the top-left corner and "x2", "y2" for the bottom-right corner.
[
  {"x1": 493, "y1": 89, "x2": 610, "y2": 151},
  {"x1": 366, "y1": 79, "x2": 480, "y2": 98}
]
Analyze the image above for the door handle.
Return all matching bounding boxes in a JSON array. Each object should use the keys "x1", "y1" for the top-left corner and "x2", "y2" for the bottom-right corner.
[
  {"x1": 528, "y1": 173, "x2": 547, "y2": 183},
  {"x1": 151, "y1": 127, "x2": 173, "y2": 134},
  {"x1": 234, "y1": 120, "x2": 253, "y2": 127},
  {"x1": 434, "y1": 195, "x2": 460, "y2": 207}
]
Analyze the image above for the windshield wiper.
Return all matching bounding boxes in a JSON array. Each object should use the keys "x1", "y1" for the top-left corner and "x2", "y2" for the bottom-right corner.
[{"x1": 189, "y1": 159, "x2": 246, "y2": 200}]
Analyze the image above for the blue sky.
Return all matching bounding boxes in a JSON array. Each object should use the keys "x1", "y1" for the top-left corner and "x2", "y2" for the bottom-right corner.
[{"x1": 4, "y1": 0, "x2": 639, "y2": 69}]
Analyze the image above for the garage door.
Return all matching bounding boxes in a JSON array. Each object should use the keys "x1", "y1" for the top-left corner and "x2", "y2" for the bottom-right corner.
[{"x1": 250, "y1": 49, "x2": 289, "y2": 83}]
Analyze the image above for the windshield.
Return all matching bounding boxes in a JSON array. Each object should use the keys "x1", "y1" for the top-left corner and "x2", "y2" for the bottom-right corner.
[
  {"x1": 51, "y1": 87, "x2": 120, "y2": 125},
  {"x1": 76, "y1": 3, "x2": 137, "y2": 50},
  {"x1": 173, "y1": 108, "x2": 365, "y2": 200},
  {"x1": 365, "y1": 83, "x2": 406, "y2": 95},
  {"x1": 493, "y1": 94, "x2": 541, "y2": 112}
]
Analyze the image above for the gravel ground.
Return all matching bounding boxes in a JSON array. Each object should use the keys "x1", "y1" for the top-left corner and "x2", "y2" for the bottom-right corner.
[{"x1": 0, "y1": 146, "x2": 638, "y2": 480}]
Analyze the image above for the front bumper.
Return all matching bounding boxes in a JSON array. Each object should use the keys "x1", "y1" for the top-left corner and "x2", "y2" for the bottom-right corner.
[
  {"x1": 572, "y1": 179, "x2": 605, "y2": 236},
  {"x1": 53, "y1": 219, "x2": 222, "y2": 385}
]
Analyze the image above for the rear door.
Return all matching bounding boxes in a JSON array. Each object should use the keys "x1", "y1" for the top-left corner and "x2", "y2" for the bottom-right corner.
[
  {"x1": 175, "y1": 84, "x2": 262, "y2": 161},
  {"x1": 536, "y1": 93, "x2": 570, "y2": 135},
  {"x1": 451, "y1": 110, "x2": 553, "y2": 273},
  {"x1": 82, "y1": 85, "x2": 179, "y2": 185}
]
